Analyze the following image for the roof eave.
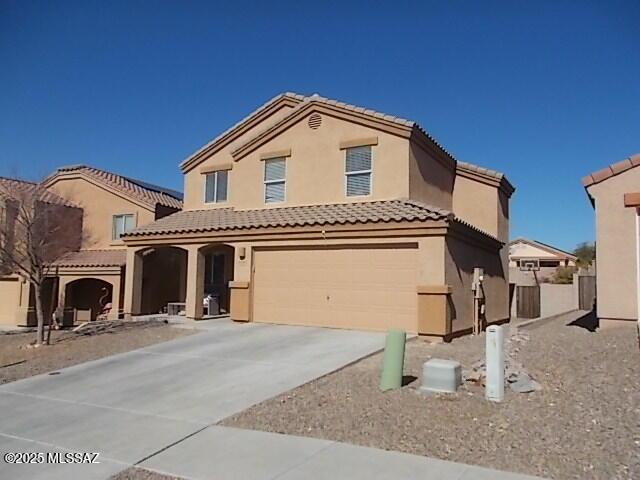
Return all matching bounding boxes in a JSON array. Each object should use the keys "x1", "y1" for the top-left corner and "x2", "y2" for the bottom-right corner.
[{"x1": 179, "y1": 93, "x2": 305, "y2": 173}]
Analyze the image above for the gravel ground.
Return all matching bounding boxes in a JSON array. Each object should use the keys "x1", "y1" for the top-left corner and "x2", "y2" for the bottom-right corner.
[
  {"x1": 111, "y1": 467, "x2": 182, "y2": 480},
  {"x1": 0, "y1": 321, "x2": 195, "y2": 385},
  {"x1": 222, "y1": 313, "x2": 640, "y2": 480}
]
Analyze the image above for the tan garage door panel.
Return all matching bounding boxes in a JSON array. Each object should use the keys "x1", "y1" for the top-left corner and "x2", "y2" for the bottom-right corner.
[{"x1": 252, "y1": 246, "x2": 418, "y2": 332}]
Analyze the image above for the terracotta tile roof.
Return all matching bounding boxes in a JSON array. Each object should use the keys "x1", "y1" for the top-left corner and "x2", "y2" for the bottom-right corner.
[
  {"x1": 0, "y1": 176, "x2": 76, "y2": 207},
  {"x1": 456, "y1": 161, "x2": 515, "y2": 196},
  {"x1": 230, "y1": 93, "x2": 454, "y2": 160},
  {"x1": 180, "y1": 92, "x2": 301, "y2": 170},
  {"x1": 50, "y1": 165, "x2": 183, "y2": 210},
  {"x1": 124, "y1": 199, "x2": 453, "y2": 237},
  {"x1": 52, "y1": 249, "x2": 126, "y2": 267},
  {"x1": 181, "y1": 92, "x2": 510, "y2": 187},
  {"x1": 581, "y1": 153, "x2": 640, "y2": 187}
]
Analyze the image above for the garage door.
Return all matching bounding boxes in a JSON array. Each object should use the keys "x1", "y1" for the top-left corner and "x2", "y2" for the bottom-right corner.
[{"x1": 252, "y1": 245, "x2": 418, "y2": 332}]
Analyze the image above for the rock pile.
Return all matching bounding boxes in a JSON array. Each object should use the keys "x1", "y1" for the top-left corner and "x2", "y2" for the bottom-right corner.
[{"x1": 462, "y1": 328, "x2": 542, "y2": 393}]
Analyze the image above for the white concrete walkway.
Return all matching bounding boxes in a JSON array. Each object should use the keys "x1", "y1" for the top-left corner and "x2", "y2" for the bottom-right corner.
[
  {"x1": 0, "y1": 318, "x2": 546, "y2": 479},
  {"x1": 140, "y1": 425, "x2": 544, "y2": 480}
]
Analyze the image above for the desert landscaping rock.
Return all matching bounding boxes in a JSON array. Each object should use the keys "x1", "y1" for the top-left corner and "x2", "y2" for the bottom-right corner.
[
  {"x1": 111, "y1": 467, "x2": 182, "y2": 480},
  {"x1": 0, "y1": 320, "x2": 195, "y2": 385},
  {"x1": 222, "y1": 314, "x2": 640, "y2": 480}
]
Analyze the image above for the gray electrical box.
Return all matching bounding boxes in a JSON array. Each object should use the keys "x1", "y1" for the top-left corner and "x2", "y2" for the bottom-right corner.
[{"x1": 419, "y1": 358, "x2": 462, "y2": 394}]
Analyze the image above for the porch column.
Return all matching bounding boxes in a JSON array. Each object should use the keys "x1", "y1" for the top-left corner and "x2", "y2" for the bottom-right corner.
[
  {"x1": 185, "y1": 244, "x2": 205, "y2": 320},
  {"x1": 108, "y1": 276, "x2": 122, "y2": 320},
  {"x1": 57, "y1": 276, "x2": 69, "y2": 324},
  {"x1": 123, "y1": 247, "x2": 144, "y2": 318},
  {"x1": 230, "y1": 242, "x2": 251, "y2": 322}
]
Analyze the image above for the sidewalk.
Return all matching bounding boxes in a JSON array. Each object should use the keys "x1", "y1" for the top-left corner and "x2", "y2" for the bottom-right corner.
[{"x1": 139, "y1": 425, "x2": 545, "y2": 480}]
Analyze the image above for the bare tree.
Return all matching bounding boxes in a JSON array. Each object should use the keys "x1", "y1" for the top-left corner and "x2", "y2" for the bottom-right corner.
[{"x1": 0, "y1": 178, "x2": 82, "y2": 345}]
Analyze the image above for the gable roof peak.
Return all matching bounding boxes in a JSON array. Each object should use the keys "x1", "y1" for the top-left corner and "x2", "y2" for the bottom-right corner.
[{"x1": 45, "y1": 164, "x2": 183, "y2": 210}]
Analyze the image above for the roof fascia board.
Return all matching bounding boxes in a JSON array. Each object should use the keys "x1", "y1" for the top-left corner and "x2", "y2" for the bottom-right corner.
[
  {"x1": 122, "y1": 219, "x2": 450, "y2": 245},
  {"x1": 509, "y1": 238, "x2": 577, "y2": 260},
  {"x1": 456, "y1": 166, "x2": 515, "y2": 198},
  {"x1": 231, "y1": 102, "x2": 413, "y2": 161},
  {"x1": 180, "y1": 96, "x2": 303, "y2": 173},
  {"x1": 43, "y1": 171, "x2": 156, "y2": 212},
  {"x1": 409, "y1": 128, "x2": 456, "y2": 172}
]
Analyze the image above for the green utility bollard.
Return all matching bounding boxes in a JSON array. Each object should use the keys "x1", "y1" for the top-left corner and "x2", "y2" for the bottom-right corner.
[{"x1": 379, "y1": 329, "x2": 406, "y2": 391}]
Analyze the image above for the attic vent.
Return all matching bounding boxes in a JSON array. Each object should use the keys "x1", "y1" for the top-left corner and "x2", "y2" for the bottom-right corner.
[{"x1": 308, "y1": 113, "x2": 322, "y2": 130}]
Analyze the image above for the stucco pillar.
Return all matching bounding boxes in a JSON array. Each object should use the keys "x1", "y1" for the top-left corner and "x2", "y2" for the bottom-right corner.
[
  {"x1": 15, "y1": 279, "x2": 32, "y2": 326},
  {"x1": 230, "y1": 243, "x2": 251, "y2": 322},
  {"x1": 415, "y1": 237, "x2": 452, "y2": 340},
  {"x1": 108, "y1": 276, "x2": 122, "y2": 320},
  {"x1": 57, "y1": 276, "x2": 70, "y2": 325},
  {"x1": 185, "y1": 244, "x2": 205, "y2": 320},
  {"x1": 123, "y1": 247, "x2": 144, "y2": 318}
]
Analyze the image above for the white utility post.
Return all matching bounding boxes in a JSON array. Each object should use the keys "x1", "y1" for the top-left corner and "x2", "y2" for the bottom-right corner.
[{"x1": 485, "y1": 325, "x2": 505, "y2": 402}]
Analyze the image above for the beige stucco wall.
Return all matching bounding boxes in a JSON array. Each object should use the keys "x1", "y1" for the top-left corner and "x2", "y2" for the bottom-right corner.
[
  {"x1": 452, "y1": 176, "x2": 510, "y2": 304},
  {"x1": 587, "y1": 167, "x2": 640, "y2": 321},
  {"x1": 184, "y1": 113, "x2": 410, "y2": 211},
  {"x1": 408, "y1": 141, "x2": 454, "y2": 211},
  {"x1": 445, "y1": 236, "x2": 509, "y2": 333},
  {"x1": 182, "y1": 103, "x2": 297, "y2": 209},
  {"x1": 47, "y1": 176, "x2": 156, "y2": 249},
  {"x1": 452, "y1": 175, "x2": 499, "y2": 238},
  {"x1": 0, "y1": 276, "x2": 28, "y2": 325}
]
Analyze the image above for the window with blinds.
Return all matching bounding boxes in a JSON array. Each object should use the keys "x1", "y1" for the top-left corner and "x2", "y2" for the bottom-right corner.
[
  {"x1": 112, "y1": 214, "x2": 135, "y2": 240},
  {"x1": 264, "y1": 158, "x2": 286, "y2": 203},
  {"x1": 204, "y1": 170, "x2": 228, "y2": 203},
  {"x1": 345, "y1": 146, "x2": 372, "y2": 196}
]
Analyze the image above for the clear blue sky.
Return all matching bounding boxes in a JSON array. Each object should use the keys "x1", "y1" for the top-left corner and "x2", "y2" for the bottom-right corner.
[{"x1": 1, "y1": 1, "x2": 638, "y2": 251}]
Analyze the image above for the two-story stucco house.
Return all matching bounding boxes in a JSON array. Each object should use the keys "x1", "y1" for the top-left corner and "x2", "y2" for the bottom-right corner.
[
  {"x1": 122, "y1": 93, "x2": 515, "y2": 340},
  {"x1": 0, "y1": 165, "x2": 182, "y2": 326}
]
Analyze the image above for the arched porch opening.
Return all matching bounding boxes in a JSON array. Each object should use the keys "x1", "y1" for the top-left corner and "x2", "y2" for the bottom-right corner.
[
  {"x1": 140, "y1": 246, "x2": 187, "y2": 314},
  {"x1": 64, "y1": 278, "x2": 113, "y2": 321},
  {"x1": 201, "y1": 244, "x2": 235, "y2": 315}
]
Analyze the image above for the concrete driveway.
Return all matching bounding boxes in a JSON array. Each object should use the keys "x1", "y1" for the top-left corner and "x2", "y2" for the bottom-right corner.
[{"x1": 0, "y1": 319, "x2": 385, "y2": 479}]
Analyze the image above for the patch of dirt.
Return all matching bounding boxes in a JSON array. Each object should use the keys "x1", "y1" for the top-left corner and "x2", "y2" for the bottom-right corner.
[
  {"x1": 111, "y1": 467, "x2": 182, "y2": 480},
  {"x1": 221, "y1": 315, "x2": 640, "y2": 480},
  {"x1": 0, "y1": 320, "x2": 195, "y2": 385}
]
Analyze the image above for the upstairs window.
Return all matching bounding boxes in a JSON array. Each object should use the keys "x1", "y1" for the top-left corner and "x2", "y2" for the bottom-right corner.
[
  {"x1": 112, "y1": 214, "x2": 135, "y2": 240},
  {"x1": 204, "y1": 170, "x2": 228, "y2": 203},
  {"x1": 345, "y1": 146, "x2": 372, "y2": 197},
  {"x1": 264, "y1": 158, "x2": 286, "y2": 203}
]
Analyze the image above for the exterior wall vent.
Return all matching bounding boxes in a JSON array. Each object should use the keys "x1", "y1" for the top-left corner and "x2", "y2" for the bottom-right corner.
[{"x1": 308, "y1": 113, "x2": 322, "y2": 130}]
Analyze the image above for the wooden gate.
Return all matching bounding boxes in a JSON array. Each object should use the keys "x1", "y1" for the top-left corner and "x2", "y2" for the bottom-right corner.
[
  {"x1": 578, "y1": 275, "x2": 596, "y2": 311},
  {"x1": 517, "y1": 285, "x2": 541, "y2": 319}
]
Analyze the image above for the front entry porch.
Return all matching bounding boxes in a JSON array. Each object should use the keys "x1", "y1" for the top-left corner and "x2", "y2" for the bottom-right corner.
[{"x1": 124, "y1": 243, "x2": 236, "y2": 320}]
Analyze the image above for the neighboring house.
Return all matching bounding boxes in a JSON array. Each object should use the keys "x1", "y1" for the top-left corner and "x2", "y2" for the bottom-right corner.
[
  {"x1": 122, "y1": 92, "x2": 515, "y2": 340},
  {"x1": 582, "y1": 153, "x2": 640, "y2": 325},
  {"x1": 509, "y1": 238, "x2": 577, "y2": 285},
  {"x1": 0, "y1": 166, "x2": 183, "y2": 326},
  {"x1": 0, "y1": 177, "x2": 83, "y2": 325}
]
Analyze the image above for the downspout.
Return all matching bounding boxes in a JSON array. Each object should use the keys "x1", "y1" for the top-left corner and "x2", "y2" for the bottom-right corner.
[{"x1": 636, "y1": 210, "x2": 640, "y2": 350}]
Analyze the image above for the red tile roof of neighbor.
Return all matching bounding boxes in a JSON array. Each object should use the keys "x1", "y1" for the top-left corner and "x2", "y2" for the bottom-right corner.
[
  {"x1": 0, "y1": 176, "x2": 77, "y2": 207},
  {"x1": 49, "y1": 165, "x2": 183, "y2": 210},
  {"x1": 52, "y1": 249, "x2": 126, "y2": 267},
  {"x1": 122, "y1": 199, "x2": 501, "y2": 243},
  {"x1": 581, "y1": 153, "x2": 640, "y2": 187}
]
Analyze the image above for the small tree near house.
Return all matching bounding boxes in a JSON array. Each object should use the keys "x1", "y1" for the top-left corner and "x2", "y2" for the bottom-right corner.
[
  {"x1": 0, "y1": 178, "x2": 82, "y2": 345},
  {"x1": 573, "y1": 242, "x2": 595, "y2": 268}
]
